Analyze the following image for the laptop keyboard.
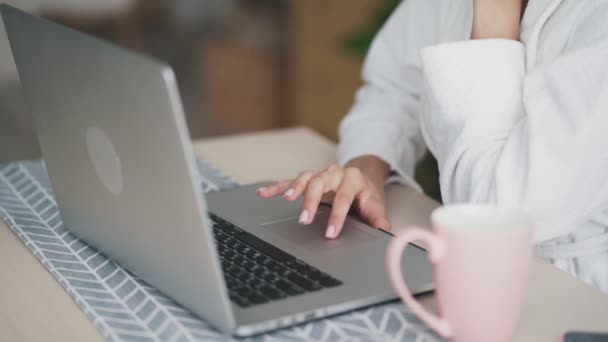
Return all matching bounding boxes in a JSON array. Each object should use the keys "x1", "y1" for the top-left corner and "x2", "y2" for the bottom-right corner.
[{"x1": 209, "y1": 213, "x2": 343, "y2": 308}]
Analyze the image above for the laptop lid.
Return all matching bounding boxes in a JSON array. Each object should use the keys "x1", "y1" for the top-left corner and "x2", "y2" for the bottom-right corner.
[{"x1": 1, "y1": 4, "x2": 236, "y2": 333}]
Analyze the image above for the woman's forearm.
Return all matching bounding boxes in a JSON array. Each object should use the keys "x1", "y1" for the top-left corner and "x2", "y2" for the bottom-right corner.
[{"x1": 472, "y1": 0, "x2": 522, "y2": 40}]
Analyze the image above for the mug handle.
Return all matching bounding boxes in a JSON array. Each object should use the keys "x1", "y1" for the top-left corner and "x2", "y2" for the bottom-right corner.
[{"x1": 386, "y1": 227, "x2": 452, "y2": 338}]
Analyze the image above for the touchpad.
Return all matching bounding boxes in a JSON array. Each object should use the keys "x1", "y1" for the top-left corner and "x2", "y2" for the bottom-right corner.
[{"x1": 261, "y1": 214, "x2": 378, "y2": 251}]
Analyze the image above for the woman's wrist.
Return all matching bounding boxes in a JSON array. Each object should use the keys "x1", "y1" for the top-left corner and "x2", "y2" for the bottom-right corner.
[
  {"x1": 344, "y1": 155, "x2": 390, "y2": 190},
  {"x1": 472, "y1": 0, "x2": 522, "y2": 40}
]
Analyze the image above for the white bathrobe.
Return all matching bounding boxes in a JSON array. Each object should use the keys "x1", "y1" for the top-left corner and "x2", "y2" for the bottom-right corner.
[{"x1": 338, "y1": 0, "x2": 608, "y2": 293}]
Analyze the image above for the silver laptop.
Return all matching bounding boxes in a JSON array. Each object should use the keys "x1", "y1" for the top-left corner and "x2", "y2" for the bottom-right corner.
[{"x1": 2, "y1": 5, "x2": 433, "y2": 336}]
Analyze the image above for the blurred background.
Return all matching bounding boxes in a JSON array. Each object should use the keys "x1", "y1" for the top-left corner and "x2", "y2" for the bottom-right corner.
[{"x1": 0, "y1": 0, "x2": 440, "y2": 200}]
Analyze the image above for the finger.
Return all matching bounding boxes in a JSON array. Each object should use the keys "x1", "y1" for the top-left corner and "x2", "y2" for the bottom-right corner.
[
  {"x1": 361, "y1": 200, "x2": 391, "y2": 230},
  {"x1": 256, "y1": 180, "x2": 292, "y2": 198},
  {"x1": 356, "y1": 190, "x2": 391, "y2": 230},
  {"x1": 300, "y1": 169, "x2": 343, "y2": 225},
  {"x1": 326, "y1": 168, "x2": 365, "y2": 238},
  {"x1": 283, "y1": 171, "x2": 316, "y2": 201},
  {"x1": 325, "y1": 186, "x2": 358, "y2": 239}
]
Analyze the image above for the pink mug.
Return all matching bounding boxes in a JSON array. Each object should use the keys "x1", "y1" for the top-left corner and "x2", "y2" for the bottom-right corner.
[{"x1": 386, "y1": 204, "x2": 533, "y2": 342}]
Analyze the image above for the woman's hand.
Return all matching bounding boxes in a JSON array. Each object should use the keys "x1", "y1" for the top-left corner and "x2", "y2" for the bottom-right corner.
[
  {"x1": 472, "y1": 0, "x2": 523, "y2": 40},
  {"x1": 257, "y1": 156, "x2": 391, "y2": 239}
]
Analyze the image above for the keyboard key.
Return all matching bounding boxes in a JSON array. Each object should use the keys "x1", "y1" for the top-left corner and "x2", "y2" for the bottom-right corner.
[
  {"x1": 319, "y1": 275, "x2": 342, "y2": 288},
  {"x1": 236, "y1": 244, "x2": 250, "y2": 254},
  {"x1": 247, "y1": 278, "x2": 265, "y2": 289},
  {"x1": 233, "y1": 255, "x2": 245, "y2": 265},
  {"x1": 234, "y1": 297, "x2": 250, "y2": 308},
  {"x1": 255, "y1": 255, "x2": 271, "y2": 266},
  {"x1": 237, "y1": 287, "x2": 253, "y2": 298},
  {"x1": 229, "y1": 257, "x2": 242, "y2": 266},
  {"x1": 236, "y1": 232, "x2": 295, "y2": 262},
  {"x1": 260, "y1": 286, "x2": 285, "y2": 300},
  {"x1": 264, "y1": 273, "x2": 279, "y2": 283},
  {"x1": 242, "y1": 260, "x2": 256, "y2": 270},
  {"x1": 234, "y1": 241, "x2": 247, "y2": 250},
  {"x1": 225, "y1": 238, "x2": 239, "y2": 249},
  {"x1": 306, "y1": 270, "x2": 323, "y2": 281},
  {"x1": 228, "y1": 267, "x2": 240, "y2": 277},
  {"x1": 248, "y1": 293, "x2": 268, "y2": 305},
  {"x1": 285, "y1": 260, "x2": 310, "y2": 274},
  {"x1": 226, "y1": 279, "x2": 241, "y2": 290},
  {"x1": 238, "y1": 272, "x2": 253, "y2": 283},
  {"x1": 210, "y1": 213, "x2": 224, "y2": 224},
  {"x1": 267, "y1": 262, "x2": 286, "y2": 274},
  {"x1": 287, "y1": 273, "x2": 322, "y2": 291},
  {"x1": 266, "y1": 260, "x2": 279, "y2": 269},
  {"x1": 275, "y1": 280, "x2": 304, "y2": 295},
  {"x1": 219, "y1": 222, "x2": 242, "y2": 236},
  {"x1": 245, "y1": 249, "x2": 260, "y2": 260},
  {"x1": 221, "y1": 260, "x2": 231, "y2": 270},
  {"x1": 215, "y1": 232, "x2": 230, "y2": 243},
  {"x1": 224, "y1": 250, "x2": 236, "y2": 260},
  {"x1": 224, "y1": 264, "x2": 237, "y2": 274},
  {"x1": 251, "y1": 266, "x2": 266, "y2": 277}
]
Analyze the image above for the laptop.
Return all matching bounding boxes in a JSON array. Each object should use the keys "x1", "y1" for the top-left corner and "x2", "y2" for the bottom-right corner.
[{"x1": 1, "y1": 5, "x2": 433, "y2": 336}]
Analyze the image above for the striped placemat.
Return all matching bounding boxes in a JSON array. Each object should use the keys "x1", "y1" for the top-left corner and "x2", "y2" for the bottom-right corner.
[{"x1": 0, "y1": 159, "x2": 437, "y2": 342}]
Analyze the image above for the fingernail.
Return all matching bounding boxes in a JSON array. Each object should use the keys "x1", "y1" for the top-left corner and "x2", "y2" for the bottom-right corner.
[
  {"x1": 299, "y1": 210, "x2": 309, "y2": 224},
  {"x1": 284, "y1": 188, "x2": 294, "y2": 198},
  {"x1": 256, "y1": 187, "x2": 266, "y2": 193},
  {"x1": 326, "y1": 225, "x2": 336, "y2": 239}
]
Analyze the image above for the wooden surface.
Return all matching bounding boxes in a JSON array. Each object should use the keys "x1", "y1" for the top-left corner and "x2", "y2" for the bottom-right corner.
[
  {"x1": 288, "y1": 1, "x2": 374, "y2": 140},
  {"x1": 1, "y1": 127, "x2": 607, "y2": 341}
]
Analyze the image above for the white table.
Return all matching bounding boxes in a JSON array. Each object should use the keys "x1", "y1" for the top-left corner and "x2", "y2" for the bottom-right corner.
[{"x1": 1, "y1": 127, "x2": 607, "y2": 341}]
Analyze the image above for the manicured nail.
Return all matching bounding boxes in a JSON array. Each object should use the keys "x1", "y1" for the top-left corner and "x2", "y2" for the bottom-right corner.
[
  {"x1": 256, "y1": 187, "x2": 266, "y2": 194},
  {"x1": 326, "y1": 225, "x2": 336, "y2": 239},
  {"x1": 284, "y1": 188, "x2": 295, "y2": 198},
  {"x1": 299, "y1": 210, "x2": 309, "y2": 224}
]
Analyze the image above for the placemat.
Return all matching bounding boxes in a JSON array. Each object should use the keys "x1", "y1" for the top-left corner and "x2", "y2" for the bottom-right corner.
[{"x1": 0, "y1": 159, "x2": 438, "y2": 342}]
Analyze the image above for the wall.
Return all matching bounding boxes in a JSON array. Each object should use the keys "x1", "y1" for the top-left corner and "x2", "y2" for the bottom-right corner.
[{"x1": 288, "y1": 0, "x2": 378, "y2": 141}]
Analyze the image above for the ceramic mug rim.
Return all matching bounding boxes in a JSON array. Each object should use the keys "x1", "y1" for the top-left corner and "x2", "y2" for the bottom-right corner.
[{"x1": 431, "y1": 204, "x2": 532, "y2": 233}]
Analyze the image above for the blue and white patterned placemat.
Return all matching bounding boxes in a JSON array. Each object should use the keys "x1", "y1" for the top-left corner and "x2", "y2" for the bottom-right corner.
[{"x1": 0, "y1": 159, "x2": 439, "y2": 342}]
